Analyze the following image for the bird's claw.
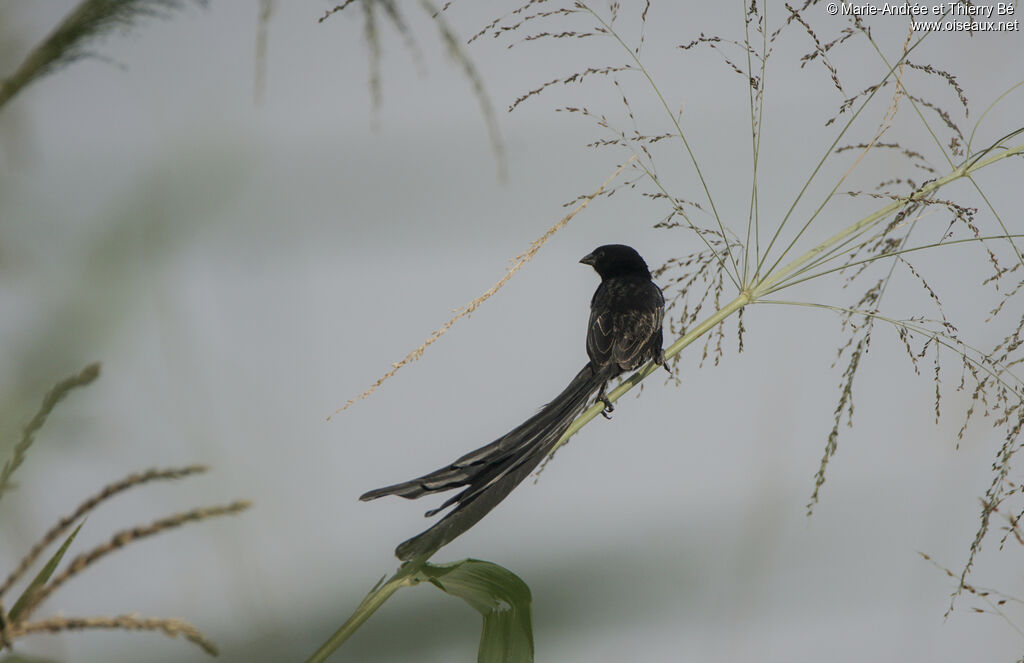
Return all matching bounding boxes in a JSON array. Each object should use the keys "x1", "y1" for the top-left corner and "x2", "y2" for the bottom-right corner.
[
  {"x1": 599, "y1": 397, "x2": 614, "y2": 419},
  {"x1": 659, "y1": 352, "x2": 675, "y2": 379}
]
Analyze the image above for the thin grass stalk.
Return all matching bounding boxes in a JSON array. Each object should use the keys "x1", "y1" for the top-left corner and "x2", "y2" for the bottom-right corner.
[
  {"x1": 305, "y1": 563, "x2": 421, "y2": 663},
  {"x1": 8, "y1": 614, "x2": 218, "y2": 656},
  {"x1": 754, "y1": 8, "x2": 951, "y2": 278},
  {"x1": 859, "y1": 33, "x2": 1024, "y2": 272},
  {"x1": 0, "y1": 363, "x2": 100, "y2": 501},
  {"x1": 753, "y1": 145, "x2": 1022, "y2": 297},
  {"x1": 16, "y1": 501, "x2": 251, "y2": 622},
  {"x1": 742, "y1": 0, "x2": 767, "y2": 285},
  {"x1": 757, "y1": 300, "x2": 1023, "y2": 393},
  {"x1": 547, "y1": 142, "x2": 1024, "y2": 457},
  {"x1": 0, "y1": 465, "x2": 208, "y2": 598},
  {"x1": 768, "y1": 234, "x2": 1024, "y2": 293},
  {"x1": 580, "y1": 3, "x2": 740, "y2": 285}
]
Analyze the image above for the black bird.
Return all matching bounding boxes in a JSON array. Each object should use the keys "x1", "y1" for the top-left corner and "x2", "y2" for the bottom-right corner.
[{"x1": 361, "y1": 244, "x2": 666, "y2": 560}]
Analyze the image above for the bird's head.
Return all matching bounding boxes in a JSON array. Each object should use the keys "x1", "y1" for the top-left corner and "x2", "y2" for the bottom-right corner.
[{"x1": 580, "y1": 244, "x2": 651, "y2": 279}]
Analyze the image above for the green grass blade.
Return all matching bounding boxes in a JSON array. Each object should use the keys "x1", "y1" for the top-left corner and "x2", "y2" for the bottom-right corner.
[{"x1": 8, "y1": 522, "x2": 84, "y2": 622}]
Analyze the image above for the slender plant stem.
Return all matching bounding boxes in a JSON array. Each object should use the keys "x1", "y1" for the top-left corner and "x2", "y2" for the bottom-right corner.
[
  {"x1": 742, "y1": 0, "x2": 759, "y2": 285},
  {"x1": 766, "y1": 198, "x2": 931, "y2": 291},
  {"x1": 968, "y1": 81, "x2": 1024, "y2": 155},
  {"x1": 765, "y1": 234, "x2": 1024, "y2": 294},
  {"x1": 305, "y1": 563, "x2": 423, "y2": 663},
  {"x1": 860, "y1": 30, "x2": 1024, "y2": 272},
  {"x1": 742, "y1": 0, "x2": 769, "y2": 285},
  {"x1": 628, "y1": 153, "x2": 742, "y2": 289},
  {"x1": 581, "y1": 3, "x2": 740, "y2": 284},
  {"x1": 756, "y1": 299, "x2": 1024, "y2": 392},
  {"x1": 550, "y1": 290, "x2": 750, "y2": 455},
  {"x1": 548, "y1": 142, "x2": 1024, "y2": 456},
  {"x1": 755, "y1": 15, "x2": 942, "y2": 279},
  {"x1": 753, "y1": 145, "x2": 1023, "y2": 298}
]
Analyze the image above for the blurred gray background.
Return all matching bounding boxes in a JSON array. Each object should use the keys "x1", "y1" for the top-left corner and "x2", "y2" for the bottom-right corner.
[{"x1": 1, "y1": 2, "x2": 1022, "y2": 661}]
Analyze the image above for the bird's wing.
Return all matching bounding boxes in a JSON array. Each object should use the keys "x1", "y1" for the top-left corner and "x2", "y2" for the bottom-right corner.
[
  {"x1": 585, "y1": 305, "x2": 617, "y2": 367},
  {"x1": 587, "y1": 280, "x2": 665, "y2": 371},
  {"x1": 608, "y1": 307, "x2": 664, "y2": 370}
]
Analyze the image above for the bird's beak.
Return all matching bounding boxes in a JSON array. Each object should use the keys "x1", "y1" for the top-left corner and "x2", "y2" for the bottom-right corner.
[{"x1": 579, "y1": 252, "x2": 596, "y2": 266}]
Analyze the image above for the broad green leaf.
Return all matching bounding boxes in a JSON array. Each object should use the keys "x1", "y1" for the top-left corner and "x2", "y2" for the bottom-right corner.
[
  {"x1": 420, "y1": 559, "x2": 533, "y2": 663},
  {"x1": 8, "y1": 521, "x2": 84, "y2": 621}
]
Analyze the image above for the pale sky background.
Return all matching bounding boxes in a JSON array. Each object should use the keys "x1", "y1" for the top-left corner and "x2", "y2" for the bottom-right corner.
[{"x1": 1, "y1": 2, "x2": 1023, "y2": 662}]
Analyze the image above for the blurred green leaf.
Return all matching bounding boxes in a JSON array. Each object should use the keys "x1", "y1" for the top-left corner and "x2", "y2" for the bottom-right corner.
[
  {"x1": 0, "y1": 0, "x2": 203, "y2": 110},
  {"x1": 420, "y1": 559, "x2": 533, "y2": 663},
  {"x1": 8, "y1": 521, "x2": 84, "y2": 621}
]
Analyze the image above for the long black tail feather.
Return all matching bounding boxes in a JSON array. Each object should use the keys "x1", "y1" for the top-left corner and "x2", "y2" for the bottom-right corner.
[{"x1": 360, "y1": 362, "x2": 609, "y2": 560}]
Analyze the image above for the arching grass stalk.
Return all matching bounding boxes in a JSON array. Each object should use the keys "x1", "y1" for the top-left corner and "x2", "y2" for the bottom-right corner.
[
  {"x1": 580, "y1": 3, "x2": 741, "y2": 286},
  {"x1": 547, "y1": 140, "x2": 1024, "y2": 457},
  {"x1": 755, "y1": 3, "x2": 962, "y2": 282},
  {"x1": 742, "y1": 0, "x2": 769, "y2": 284},
  {"x1": 755, "y1": 299, "x2": 1024, "y2": 393},
  {"x1": 766, "y1": 233, "x2": 1024, "y2": 294},
  {"x1": 857, "y1": 27, "x2": 1024, "y2": 272},
  {"x1": 305, "y1": 564, "x2": 420, "y2": 663}
]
